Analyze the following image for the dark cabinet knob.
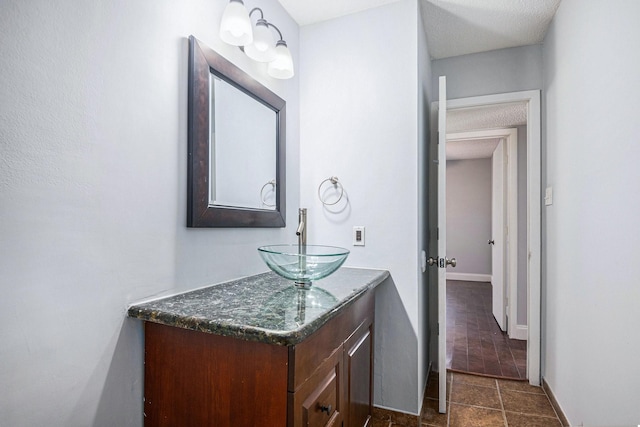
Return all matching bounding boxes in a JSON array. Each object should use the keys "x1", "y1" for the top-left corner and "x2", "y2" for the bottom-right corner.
[{"x1": 319, "y1": 404, "x2": 332, "y2": 415}]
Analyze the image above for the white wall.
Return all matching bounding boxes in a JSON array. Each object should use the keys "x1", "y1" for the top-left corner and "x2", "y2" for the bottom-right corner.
[
  {"x1": 446, "y1": 159, "x2": 492, "y2": 275},
  {"x1": 299, "y1": 0, "x2": 430, "y2": 415},
  {"x1": 0, "y1": 1, "x2": 299, "y2": 425},
  {"x1": 542, "y1": 0, "x2": 640, "y2": 425}
]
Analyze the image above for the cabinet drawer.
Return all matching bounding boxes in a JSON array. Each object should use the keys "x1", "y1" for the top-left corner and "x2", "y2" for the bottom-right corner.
[{"x1": 290, "y1": 347, "x2": 343, "y2": 427}]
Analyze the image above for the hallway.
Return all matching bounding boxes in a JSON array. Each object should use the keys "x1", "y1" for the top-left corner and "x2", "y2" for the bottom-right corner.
[{"x1": 446, "y1": 280, "x2": 527, "y2": 379}]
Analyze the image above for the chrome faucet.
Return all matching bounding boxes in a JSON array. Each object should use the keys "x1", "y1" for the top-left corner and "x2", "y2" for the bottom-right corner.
[
  {"x1": 296, "y1": 208, "x2": 307, "y2": 249},
  {"x1": 296, "y1": 208, "x2": 308, "y2": 286}
]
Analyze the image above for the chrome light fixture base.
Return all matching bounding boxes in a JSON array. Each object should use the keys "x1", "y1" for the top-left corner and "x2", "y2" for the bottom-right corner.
[{"x1": 219, "y1": 2, "x2": 294, "y2": 79}]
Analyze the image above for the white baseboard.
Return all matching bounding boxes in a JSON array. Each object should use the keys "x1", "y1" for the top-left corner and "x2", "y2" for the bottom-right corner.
[
  {"x1": 446, "y1": 272, "x2": 491, "y2": 282},
  {"x1": 509, "y1": 324, "x2": 528, "y2": 341},
  {"x1": 542, "y1": 378, "x2": 570, "y2": 426}
]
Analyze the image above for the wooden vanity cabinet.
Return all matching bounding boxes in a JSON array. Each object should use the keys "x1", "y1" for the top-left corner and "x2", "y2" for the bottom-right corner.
[
  {"x1": 143, "y1": 289, "x2": 374, "y2": 427},
  {"x1": 344, "y1": 320, "x2": 374, "y2": 427}
]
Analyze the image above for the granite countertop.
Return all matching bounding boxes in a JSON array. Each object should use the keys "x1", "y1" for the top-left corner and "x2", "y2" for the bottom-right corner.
[{"x1": 127, "y1": 267, "x2": 389, "y2": 346}]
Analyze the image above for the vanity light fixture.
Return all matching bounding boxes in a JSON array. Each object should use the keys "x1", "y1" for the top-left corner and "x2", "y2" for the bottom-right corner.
[
  {"x1": 267, "y1": 35, "x2": 294, "y2": 79},
  {"x1": 219, "y1": 0, "x2": 253, "y2": 46},
  {"x1": 219, "y1": 0, "x2": 294, "y2": 79},
  {"x1": 244, "y1": 10, "x2": 277, "y2": 62}
]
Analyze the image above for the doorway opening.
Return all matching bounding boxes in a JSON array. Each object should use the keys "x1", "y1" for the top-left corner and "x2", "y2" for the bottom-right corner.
[
  {"x1": 429, "y1": 89, "x2": 541, "y2": 394},
  {"x1": 445, "y1": 126, "x2": 527, "y2": 379}
]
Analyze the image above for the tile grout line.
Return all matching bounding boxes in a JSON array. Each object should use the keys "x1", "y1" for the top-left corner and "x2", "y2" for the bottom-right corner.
[
  {"x1": 446, "y1": 401, "x2": 509, "y2": 411},
  {"x1": 510, "y1": 347, "x2": 523, "y2": 379},
  {"x1": 500, "y1": 388, "x2": 563, "y2": 423},
  {"x1": 495, "y1": 378, "x2": 509, "y2": 427},
  {"x1": 448, "y1": 373, "x2": 513, "y2": 425},
  {"x1": 429, "y1": 369, "x2": 561, "y2": 427},
  {"x1": 462, "y1": 317, "x2": 469, "y2": 371}
]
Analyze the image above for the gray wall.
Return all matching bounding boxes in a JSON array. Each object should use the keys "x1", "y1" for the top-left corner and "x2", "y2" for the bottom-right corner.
[
  {"x1": 542, "y1": 0, "x2": 640, "y2": 424},
  {"x1": 446, "y1": 158, "x2": 492, "y2": 275},
  {"x1": 0, "y1": 1, "x2": 299, "y2": 425},
  {"x1": 432, "y1": 45, "x2": 542, "y2": 100}
]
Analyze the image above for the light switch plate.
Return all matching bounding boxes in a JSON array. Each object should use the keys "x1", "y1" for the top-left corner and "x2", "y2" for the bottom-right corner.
[{"x1": 353, "y1": 226, "x2": 365, "y2": 246}]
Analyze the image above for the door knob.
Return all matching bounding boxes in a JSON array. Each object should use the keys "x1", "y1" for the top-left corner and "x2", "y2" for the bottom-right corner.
[
  {"x1": 488, "y1": 239, "x2": 495, "y2": 245},
  {"x1": 427, "y1": 257, "x2": 438, "y2": 266},
  {"x1": 446, "y1": 257, "x2": 457, "y2": 268}
]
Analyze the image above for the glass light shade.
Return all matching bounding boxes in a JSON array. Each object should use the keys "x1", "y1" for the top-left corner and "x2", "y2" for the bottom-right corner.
[
  {"x1": 267, "y1": 41, "x2": 294, "y2": 79},
  {"x1": 244, "y1": 20, "x2": 277, "y2": 62},
  {"x1": 219, "y1": 0, "x2": 253, "y2": 46}
]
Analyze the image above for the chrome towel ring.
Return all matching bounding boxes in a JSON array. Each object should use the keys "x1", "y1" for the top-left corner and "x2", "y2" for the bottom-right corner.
[
  {"x1": 317, "y1": 176, "x2": 344, "y2": 206},
  {"x1": 260, "y1": 180, "x2": 276, "y2": 207}
]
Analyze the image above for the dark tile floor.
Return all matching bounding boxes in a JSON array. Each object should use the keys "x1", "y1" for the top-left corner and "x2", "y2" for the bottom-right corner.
[
  {"x1": 446, "y1": 280, "x2": 527, "y2": 379},
  {"x1": 372, "y1": 281, "x2": 558, "y2": 427},
  {"x1": 372, "y1": 372, "x2": 563, "y2": 427}
]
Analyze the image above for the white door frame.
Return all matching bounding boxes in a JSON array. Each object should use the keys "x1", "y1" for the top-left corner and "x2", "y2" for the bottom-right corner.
[
  {"x1": 446, "y1": 129, "x2": 522, "y2": 339},
  {"x1": 445, "y1": 91, "x2": 541, "y2": 386},
  {"x1": 492, "y1": 139, "x2": 507, "y2": 330}
]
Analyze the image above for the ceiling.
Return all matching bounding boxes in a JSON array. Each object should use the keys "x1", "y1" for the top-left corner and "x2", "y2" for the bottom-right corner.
[
  {"x1": 276, "y1": 0, "x2": 554, "y2": 159},
  {"x1": 446, "y1": 138, "x2": 500, "y2": 160},
  {"x1": 448, "y1": 102, "x2": 527, "y2": 133},
  {"x1": 446, "y1": 102, "x2": 527, "y2": 159},
  {"x1": 277, "y1": 0, "x2": 561, "y2": 59}
]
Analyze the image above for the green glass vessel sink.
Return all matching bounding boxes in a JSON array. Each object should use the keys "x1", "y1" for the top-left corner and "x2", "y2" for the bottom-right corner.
[{"x1": 258, "y1": 244, "x2": 350, "y2": 287}]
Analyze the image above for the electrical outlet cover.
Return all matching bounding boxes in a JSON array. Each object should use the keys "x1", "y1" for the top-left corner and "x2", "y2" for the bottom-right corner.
[{"x1": 353, "y1": 226, "x2": 365, "y2": 246}]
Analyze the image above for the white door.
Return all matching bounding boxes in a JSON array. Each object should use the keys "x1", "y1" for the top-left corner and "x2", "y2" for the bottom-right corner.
[
  {"x1": 491, "y1": 141, "x2": 506, "y2": 331},
  {"x1": 436, "y1": 76, "x2": 449, "y2": 414}
]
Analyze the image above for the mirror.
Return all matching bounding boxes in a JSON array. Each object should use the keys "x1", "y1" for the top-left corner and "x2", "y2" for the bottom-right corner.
[
  {"x1": 210, "y1": 76, "x2": 277, "y2": 209},
  {"x1": 187, "y1": 35, "x2": 286, "y2": 227}
]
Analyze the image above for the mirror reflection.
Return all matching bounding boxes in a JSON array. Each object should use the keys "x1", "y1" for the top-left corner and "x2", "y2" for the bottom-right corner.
[{"x1": 210, "y1": 75, "x2": 277, "y2": 210}]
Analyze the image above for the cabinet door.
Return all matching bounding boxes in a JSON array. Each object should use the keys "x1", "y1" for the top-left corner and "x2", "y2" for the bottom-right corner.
[
  {"x1": 144, "y1": 322, "x2": 288, "y2": 427},
  {"x1": 344, "y1": 321, "x2": 373, "y2": 427},
  {"x1": 290, "y1": 347, "x2": 343, "y2": 427}
]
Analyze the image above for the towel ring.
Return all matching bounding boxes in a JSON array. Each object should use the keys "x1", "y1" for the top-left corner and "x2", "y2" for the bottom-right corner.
[
  {"x1": 260, "y1": 180, "x2": 276, "y2": 207},
  {"x1": 317, "y1": 176, "x2": 344, "y2": 206}
]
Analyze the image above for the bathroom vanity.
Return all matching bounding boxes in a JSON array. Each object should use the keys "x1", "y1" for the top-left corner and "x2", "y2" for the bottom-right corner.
[{"x1": 128, "y1": 267, "x2": 389, "y2": 427}]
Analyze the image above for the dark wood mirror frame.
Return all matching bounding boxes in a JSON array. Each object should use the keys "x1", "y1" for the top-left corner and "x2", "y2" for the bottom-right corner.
[{"x1": 187, "y1": 35, "x2": 286, "y2": 227}]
